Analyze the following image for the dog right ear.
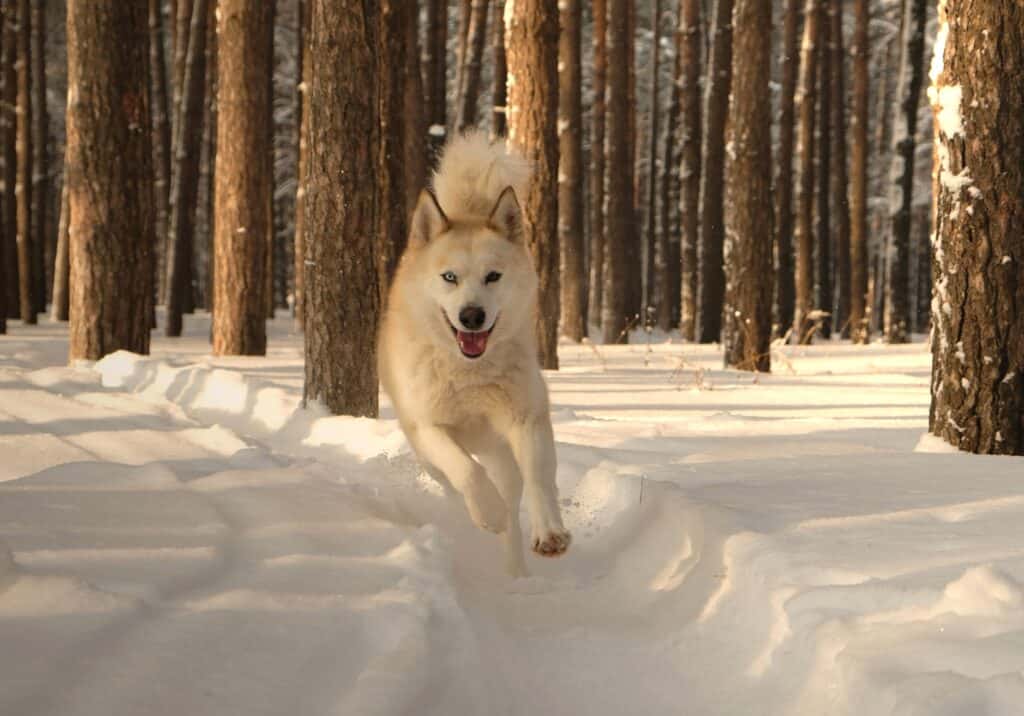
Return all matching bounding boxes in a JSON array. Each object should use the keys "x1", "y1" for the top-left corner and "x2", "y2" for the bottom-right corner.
[
  {"x1": 408, "y1": 189, "x2": 449, "y2": 248},
  {"x1": 488, "y1": 186, "x2": 523, "y2": 243}
]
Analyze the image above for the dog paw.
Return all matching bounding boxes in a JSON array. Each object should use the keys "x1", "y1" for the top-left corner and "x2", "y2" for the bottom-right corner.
[
  {"x1": 532, "y1": 528, "x2": 571, "y2": 557},
  {"x1": 464, "y1": 477, "x2": 508, "y2": 534}
]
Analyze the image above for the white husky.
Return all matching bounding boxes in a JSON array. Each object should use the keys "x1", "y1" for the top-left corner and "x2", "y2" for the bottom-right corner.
[{"x1": 378, "y1": 132, "x2": 570, "y2": 576}]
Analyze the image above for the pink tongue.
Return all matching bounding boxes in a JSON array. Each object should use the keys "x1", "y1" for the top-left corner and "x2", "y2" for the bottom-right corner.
[{"x1": 457, "y1": 330, "x2": 489, "y2": 356}]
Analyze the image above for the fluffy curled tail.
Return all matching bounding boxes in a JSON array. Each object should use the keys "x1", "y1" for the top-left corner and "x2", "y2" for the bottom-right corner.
[{"x1": 431, "y1": 130, "x2": 531, "y2": 221}]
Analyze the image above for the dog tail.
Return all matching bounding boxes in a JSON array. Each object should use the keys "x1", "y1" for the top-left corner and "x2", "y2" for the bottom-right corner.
[{"x1": 431, "y1": 130, "x2": 532, "y2": 221}]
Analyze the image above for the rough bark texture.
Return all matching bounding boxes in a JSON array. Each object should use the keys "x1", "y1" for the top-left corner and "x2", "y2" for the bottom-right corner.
[
  {"x1": 67, "y1": 0, "x2": 154, "y2": 361},
  {"x1": 601, "y1": 0, "x2": 632, "y2": 344},
  {"x1": 164, "y1": 0, "x2": 209, "y2": 336},
  {"x1": 848, "y1": 0, "x2": 869, "y2": 343},
  {"x1": 678, "y1": 0, "x2": 702, "y2": 341},
  {"x1": 814, "y1": 11, "x2": 831, "y2": 339},
  {"x1": 643, "y1": 0, "x2": 662, "y2": 324},
  {"x1": 829, "y1": 0, "x2": 850, "y2": 338},
  {"x1": 303, "y1": 0, "x2": 379, "y2": 417},
  {"x1": 263, "y1": 1, "x2": 276, "y2": 320},
  {"x1": 883, "y1": 0, "x2": 927, "y2": 344},
  {"x1": 15, "y1": 0, "x2": 32, "y2": 323},
  {"x1": 149, "y1": 0, "x2": 172, "y2": 301},
  {"x1": 293, "y1": 0, "x2": 309, "y2": 327},
  {"x1": 929, "y1": 0, "x2": 1024, "y2": 455},
  {"x1": 792, "y1": 0, "x2": 819, "y2": 344},
  {"x1": 506, "y1": 0, "x2": 560, "y2": 367},
  {"x1": 696, "y1": 0, "x2": 733, "y2": 343},
  {"x1": 51, "y1": 173, "x2": 69, "y2": 321},
  {"x1": 377, "y1": 0, "x2": 408, "y2": 296},
  {"x1": 774, "y1": 0, "x2": 800, "y2": 336},
  {"x1": 401, "y1": 0, "x2": 426, "y2": 216},
  {"x1": 558, "y1": 0, "x2": 584, "y2": 341},
  {"x1": 587, "y1": 0, "x2": 607, "y2": 330},
  {"x1": 656, "y1": 12, "x2": 682, "y2": 332},
  {"x1": 723, "y1": 0, "x2": 773, "y2": 372},
  {"x1": 455, "y1": 0, "x2": 489, "y2": 132},
  {"x1": 490, "y1": 0, "x2": 507, "y2": 138},
  {"x1": 211, "y1": 0, "x2": 272, "y2": 356},
  {"x1": 424, "y1": 0, "x2": 447, "y2": 158},
  {"x1": 29, "y1": 0, "x2": 44, "y2": 315},
  {"x1": 0, "y1": 1, "x2": 16, "y2": 320}
]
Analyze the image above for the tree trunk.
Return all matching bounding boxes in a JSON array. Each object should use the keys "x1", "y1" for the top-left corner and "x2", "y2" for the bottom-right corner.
[
  {"x1": 848, "y1": 0, "x2": 868, "y2": 343},
  {"x1": 50, "y1": 172, "x2": 69, "y2": 322},
  {"x1": 67, "y1": 0, "x2": 154, "y2": 360},
  {"x1": 29, "y1": 0, "x2": 45, "y2": 315},
  {"x1": 723, "y1": 0, "x2": 773, "y2": 372},
  {"x1": 696, "y1": 0, "x2": 732, "y2": 343},
  {"x1": 197, "y1": 0, "x2": 217, "y2": 313},
  {"x1": 164, "y1": 0, "x2": 209, "y2": 336},
  {"x1": 588, "y1": 0, "x2": 607, "y2": 331},
  {"x1": 453, "y1": 0, "x2": 472, "y2": 130},
  {"x1": 15, "y1": 0, "x2": 32, "y2": 324},
  {"x1": 643, "y1": 0, "x2": 662, "y2": 326},
  {"x1": 149, "y1": 0, "x2": 172, "y2": 303},
  {"x1": 402, "y1": 0, "x2": 426, "y2": 217},
  {"x1": 883, "y1": 0, "x2": 927, "y2": 344},
  {"x1": 601, "y1": 0, "x2": 632, "y2": 344},
  {"x1": 211, "y1": 0, "x2": 271, "y2": 355},
  {"x1": 774, "y1": 0, "x2": 800, "y2": 337},
  {"x1": 678, "y1": 0, "x2": 701, "y2": 341},
  {"x1": 1, "y1": 1, "x2": 16, "y2": 320},
  {"x1": 377, "y1": 0, "x2": 409, "y2": 296},
  {"x1": 625, "y1": 2, "x2": 641, "y2": 325},
  {"x1": 293, "y1": 0, "x2": 309, "y2": 327},
  {"x1": 558, "y1": 0, "x2": 584, "y2": 341},
  {"x1": 814, "y1": 9, "x2": 831, "y2": 339},
  {"x1": 424, "y1": 0, "x2": 447, "y2": 158},
  {"x1": 929, "y1": 0, "x2": 1023, "y2": 455},
  {"x1": 656, "y1": 8, "x2": 682, "y2": 332},
  {"x1": 303, "y1": 0, "x2": 379, "y2": 417},
  {"x1": 490, "y1": 0, "x2": 507, "y2": 138},
  {"x1": 792, "y1": 0, "x2": 819, "y2": 344},
  {"x1": 263, "y1": 0, "x2": 276, "y2": 321},
  {"x1": 455, "y1": 0, "x2": 489, "y2": 132},
  {"x1": 506, "y1": 0, "x2": 560, "y2": 367},
  {"x1": 829, "y1": 0, "x2": 850, "y2": 339}
]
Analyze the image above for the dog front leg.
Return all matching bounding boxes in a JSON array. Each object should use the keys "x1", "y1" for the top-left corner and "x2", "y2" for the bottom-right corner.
[
  {"x1": 509, "y1": 416, "x2": 571, "y2": 557},
  {"x1": 406, "y1": 424, "x2": 508, "y2": 534}
]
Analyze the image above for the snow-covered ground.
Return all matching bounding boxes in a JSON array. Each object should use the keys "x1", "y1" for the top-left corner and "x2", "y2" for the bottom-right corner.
[{"x1": 2, "y1": 313, "x2": 1022, "y2": 716}]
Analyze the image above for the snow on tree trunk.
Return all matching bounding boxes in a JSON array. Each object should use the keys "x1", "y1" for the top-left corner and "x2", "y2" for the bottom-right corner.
[
  {"x1": 559, "y1": 0, "x2": 585, "y2": 342},
  {"x1": 928, "y1": 0, "x2": 1024, "y2": 455},
  {"x1": 505, "y1": 0, "x2": 560, "y2": 367},
  {"x1": 67, "y1": 0, "x2": 154, "y2": 361},
  {"x1": 678, "y1": 0, "x2": 702, "y2": 341}
]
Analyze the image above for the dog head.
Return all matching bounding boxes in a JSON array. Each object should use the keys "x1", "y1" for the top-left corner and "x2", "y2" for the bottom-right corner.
[{"x1": 401, "y1": 187, "x2": 537, "y2": 361}]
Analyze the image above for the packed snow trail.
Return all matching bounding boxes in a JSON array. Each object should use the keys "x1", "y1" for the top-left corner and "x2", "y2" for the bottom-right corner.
[{"x1": 1, "y1": 315, "x2": 1023, "y2": 715}]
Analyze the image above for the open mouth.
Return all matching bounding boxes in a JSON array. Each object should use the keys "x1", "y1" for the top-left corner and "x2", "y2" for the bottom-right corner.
[{"x1": 445, "y1": 313, "x2": 496, "y2": 359}]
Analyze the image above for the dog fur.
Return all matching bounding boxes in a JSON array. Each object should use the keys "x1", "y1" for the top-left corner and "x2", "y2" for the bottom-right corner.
[{"x1": 378, "y1": 131, "x2": 570, "y2": 576}]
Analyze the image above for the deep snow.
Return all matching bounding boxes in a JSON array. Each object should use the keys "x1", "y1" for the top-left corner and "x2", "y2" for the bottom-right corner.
[{"x1": 1, "y1": 314, "x2": 1022, "y2": 716}]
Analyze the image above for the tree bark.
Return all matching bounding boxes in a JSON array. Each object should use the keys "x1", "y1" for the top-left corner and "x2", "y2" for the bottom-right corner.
[
  {"x1": 15, "y1": 0, "x2": 32, "y2": 324},
  {"x1": 848, "y1": 0, "x2": 869, "y2": 343},
  {"x1": 211, "y1": 0, "x2": 272, "y2": 356},
  {"x1": 29, "y1": 0, "x2": 45, "y2": 315},
  {"x1": 558, "y1": 0, "x2": 584, "y2": 341},
  {"x1": 723, "y1": 0, "x2": 773, "y2": 372},
  {"x1": 774, "y1": 0, "x2": 800, "y2": 337},
  {"x1": 293, "y1": 0, "x2": 310, "y2": 327},
  {"x1": 643, "y1": 0, "x2": 662, "y2": 326},
  {"x1": 377, "y1": 0, "x2": 409, "y2": 296},
  {"x1": 402, "y1": 0, "x2": 426, "y2": 217},
  {"x1": 149, "y1": 0, "x2": 172, "y2": 302},
  {"x1": 0, "y1": 1, "x2": 16, "y2": 320},
  {"x1": 50, "y1": 171, "x2": 69, "y2": 322},
  {"x1": 656, "y1": 6, "x2": 682, "y2": 332},
  {"x1": 792, "y1": 0, "x2": 819, "y2": 344},
  {"x1": 164, "y1": 0, "x2": 209, "y2": 336},
  {"x1": 455, "y1": 0, "x2": 489, "y2": 132},
  {"x1": 883, "y1": 0, "x2": 927, "y2": 344},
  {"x1": 67, "y1": 0, "x2": 154, "y2": 360},
  {"x1": 588, "y1": 0, "x2": 607, "y2": 331},
  {"x1": 696, "y1": 0, "x2": 732, "y2": 343},
  {"x1": 303, "y1": 0, "x2": 380, "y2": 417},
  {"x1": 506, "y1": 0, "x2": 560, "y2": 366},
  {"x1": 453, "y1": 0, "x2": 472, "y2": 130},
  {"x1": 601, "y1": 0, "x2": 632, "y2": 344},
  {"x1": 263, "y1": 0, "x2": 276, "y2": 321},
  {"x1": 678, "y1": 0, "x2": 701, "y2": 341},
  {"x1": 829, "y1": 0, "x2": 850, "y2": 339},
  {"x1": 814, "y1": 9, "x2": 831, "y2": 339},
  {"x1": 424, "y1": 0, "x2": 447, "y2": 159},
  {"x1": 929, "y1": 0, "x2": 1024, "y2": 455},
  {"x1": 490, "y1": 0, "x2": 507, "y2": 138}
]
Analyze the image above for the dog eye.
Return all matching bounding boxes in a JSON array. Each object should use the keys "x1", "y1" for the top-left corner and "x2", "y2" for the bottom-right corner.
[
  {"x1": 441, "y1": 271, "x2": 458, "y2": 284},
  {"x1": 485, "y1": 271, "x2": 502, "y2": 284}
]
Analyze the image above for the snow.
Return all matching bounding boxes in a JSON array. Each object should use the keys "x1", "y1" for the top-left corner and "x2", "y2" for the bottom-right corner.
[{"x1": 2, "y1": 314, "x2": 1024, "y2": 716}]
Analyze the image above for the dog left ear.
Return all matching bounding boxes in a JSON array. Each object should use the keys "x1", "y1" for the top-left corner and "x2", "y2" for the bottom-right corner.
[
  {"x1": 408, "y1": 189, "x2": 449, "y2": 248},
  {"x1": 488, "y1": 186, "x2": 524, "y2": 243}
]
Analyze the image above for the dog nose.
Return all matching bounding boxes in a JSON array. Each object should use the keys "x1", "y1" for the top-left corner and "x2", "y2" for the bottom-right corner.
[{"x1": 459, "y1": 305, "x2": 486, "y2": 331}]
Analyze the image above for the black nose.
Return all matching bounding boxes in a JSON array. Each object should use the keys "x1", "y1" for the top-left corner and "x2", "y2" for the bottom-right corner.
[{"x1": 458, "y1": 305, "x2": 486, "y2": 331}]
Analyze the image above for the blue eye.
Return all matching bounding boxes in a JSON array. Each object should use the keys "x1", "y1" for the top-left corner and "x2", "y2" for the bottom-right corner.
[
  {"x1": 441, "y1": 271, "x2": 458, "y2": 284},
  {"x1": 485, "y1": 271, "x2": 502, "y2": 284}
]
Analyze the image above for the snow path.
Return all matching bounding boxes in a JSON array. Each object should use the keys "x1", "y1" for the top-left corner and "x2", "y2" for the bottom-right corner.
[{"x1": 2, "y1": 315, "x2": 1023, "y2": 716}]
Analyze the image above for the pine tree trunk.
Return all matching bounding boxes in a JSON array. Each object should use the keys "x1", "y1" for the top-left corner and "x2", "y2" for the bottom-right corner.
[
  {"x1": 150, "y1": 0, "x2": 172, "y2": 303},
  {"x1": 453, "y1": 0, "x2": 472, "y2": 130},
  {"x1": 624, "y1": 2, "x2": 641, "y2": 325},
  {"x1": 724, "y1": 0, "x2": 773, "y2": 371},
  {"x1": 402, "y1": 0, "x2": 426, "y2": 217},
  {"x1": 424, "y1": 0, "x2": 447, "y2": 158},
  {"x1": 829, "y1": 0, "x2": 850, "y2": 339},
  {"x1": 774, "y1": 0, "x2": 800, "y2": 337},
  {"x1": 15, "y1": 0, "x2": 33, "y2": 324},
  {"x1": 455, "y1": 0, "x2": 489, "y2": 132},
  {"x1": 929, "y1": 0, "x2": 1023, "y2": 455},
  {"x1": 490, "y1": 0, "x2": 507, "y2": 138},
  {"x1": 792, "y1": 0, "x2": 819, "y2": 344},
  {"x1": 377, "y1": 0, "x2": 409, "y2": 296},
  {"x1": 678, "y1": 0, "x2": 701, "y2": 341},
  {"x1": 506, "y1": 0, "x2": 559, "y2": 366},
  {"x1": 29, "y1": 0, "x2": 45, "y2": 315},
  {"x1": 558, "y1": 0, "x2": 584, "y2": 342},
  {"x1": 50, "y1": 172, "x2": 69, "y2": 322},
  {"x1": 293, "y1": 0, "x2": 309, "y2": 327},
  {"x1": 211, "y1": 0, "x2": 271, "y2": 356},
  {"x1": 656, "y1": 11, "x2": 682, "y2": 332},
  {"x1": 588, "y1": 0, "x2": 607, "y2": 331},
  {"x1": 848, "y1": 0, "x2": 869, "y2": 343},
  {"x1": 601, "y1": 0, "x2": 632, "y2": 344},
  {"x1": 0, "y1": 1, "x2": 17, "y2": 320},
  {"x1": 643, "y1": 0, "x2": 662, "y2": 326},
  {"x1": 67, "y1": 0, "x2": 154, "y2": 360},
  {"x1": 164, "y1": 0, "x2": 209, "y2": 336},
  {"x1": 263, "y1": 0, "x2": 276, "y2": 321},
  {"x1": 303, "y1": 0, "x2": 380, "y2": 417},
  {"x1": 883, "y1": 0, "x2": 927, "y2": 344},
  {"x1": 814, "y1": 10, "x2": 831, "y2": 339},
  {"x1": 197, "y1": 0, "x2": 217, "y2": 312},
  {"x1": 696, "y1": 0, "x2": 732, "y2": 343}
]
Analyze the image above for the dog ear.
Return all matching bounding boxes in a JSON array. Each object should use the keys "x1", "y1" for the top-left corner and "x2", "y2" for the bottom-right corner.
[
  {"x1": 408, "y1": 189, "x2": 449, "y2": 247},
  {"x1": 487, "y1": 186, "x2": 524, "y2": 243}
]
